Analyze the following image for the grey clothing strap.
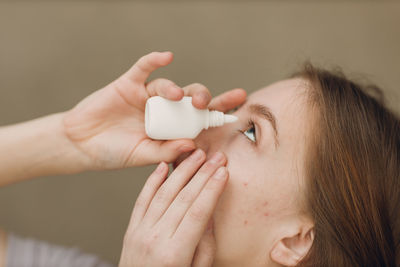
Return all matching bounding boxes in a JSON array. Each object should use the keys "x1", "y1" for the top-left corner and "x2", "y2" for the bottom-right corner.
[{"x1": 6, "y1": 233, "x2": 115, "y2": 267}]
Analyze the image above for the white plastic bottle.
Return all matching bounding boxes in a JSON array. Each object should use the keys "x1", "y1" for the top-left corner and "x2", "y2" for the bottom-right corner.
[{"x1": 145, "y1": 96, "x2": 238, "y2": 140}]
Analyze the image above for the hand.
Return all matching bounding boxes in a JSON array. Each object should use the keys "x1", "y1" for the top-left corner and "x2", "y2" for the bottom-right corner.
[
  {"x1": 62, "y1": 51, "x2": 246, "y2": 170},
  {"x1": 119, "y1": 149, "x2": 228, "y2": 267}
]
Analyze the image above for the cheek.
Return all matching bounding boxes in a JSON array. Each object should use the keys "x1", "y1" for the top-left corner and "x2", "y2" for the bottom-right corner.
[{"x1": 215, "y1": 152, "x2": 273, "y2": 228}]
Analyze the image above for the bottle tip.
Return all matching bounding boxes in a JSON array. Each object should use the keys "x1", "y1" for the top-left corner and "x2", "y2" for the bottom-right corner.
[{"x1": 224, "y1": 114, "x2": 238, "y2": 123}]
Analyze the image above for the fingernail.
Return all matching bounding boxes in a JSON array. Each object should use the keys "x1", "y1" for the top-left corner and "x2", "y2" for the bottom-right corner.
[
  {"x1": 213, "y1": 166, "x2": 227, "y2": 180},
  {"x1": 209, "y1": 152, "x2": 224, "y2": 164},
  {"x1": 190, "y1": 149, "x2": 204, "y2": 161},
  {"x1": 156, "y1": 162, "x2": 166, "y2": 173},
  {"x1": 179, "y1": 145, "x2": 195, "y2": 153}
]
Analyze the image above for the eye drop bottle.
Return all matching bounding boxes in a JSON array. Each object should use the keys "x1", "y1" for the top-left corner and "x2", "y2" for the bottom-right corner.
[{"x1": 145, "y1": 96, "x2": 238, "y2": 140}]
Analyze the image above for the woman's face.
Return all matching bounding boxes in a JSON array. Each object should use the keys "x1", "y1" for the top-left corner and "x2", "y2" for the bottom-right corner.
[{"x1": 176, "y1": 78, "x2": 314, "y2": 266}]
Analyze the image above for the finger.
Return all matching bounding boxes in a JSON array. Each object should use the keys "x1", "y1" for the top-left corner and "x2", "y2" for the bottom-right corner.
[
  {"x1": 142, "y1": 149, "x2": 206, "y2": 226},
  {"x1": 192, "y1": 220, "x2": 216, "y2": 267},
  {"x1": 128, "y1": 162, "x2": 169, "y2": 231},
  {"x1": 158, "y1": 152, "x2": 226, "y2": 235},
  {"x1": 182, "y1": 83, "x2": 212, "y2": 109},
  {"x1": 145, "y1": 78, "x2": 184, "y2": 101},
  {"x1": 208, "y1": 88, "x2": 247, "y2": 112},
  {"x1": 174, "y1": 166, "x2": 228, "y2": 251},
  {"x1": 125, "y1": 51, "x2": 174, "y2": 84},
  {"x1": 126, "y1": 139, "x2": 196, "y2": 166}
]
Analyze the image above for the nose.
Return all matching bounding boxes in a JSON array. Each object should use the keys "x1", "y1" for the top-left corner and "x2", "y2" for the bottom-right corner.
[
  {"x1": 194, "y1": 120, "x2": 236, "y2": 160},
  {"x1": 173, "y1": 118, "x2": 239, "y2": 169}
]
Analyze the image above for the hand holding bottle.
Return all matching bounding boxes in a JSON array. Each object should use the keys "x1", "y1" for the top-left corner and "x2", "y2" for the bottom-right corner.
[{"x1": 62, "y1": 52, "x2": 247, "y2": 170}]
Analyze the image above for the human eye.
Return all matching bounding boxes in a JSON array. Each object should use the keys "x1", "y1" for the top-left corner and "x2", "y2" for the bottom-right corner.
[{"x1": 238, "y1": 119, "x2": 257, "y2": 145}]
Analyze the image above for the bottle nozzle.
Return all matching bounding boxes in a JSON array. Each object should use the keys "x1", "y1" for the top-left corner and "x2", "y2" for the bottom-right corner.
[
  {"x1": 224, "y1": 114, "x2": 238, "y2": 123},
  {"x1": 208, "y1": 111, "x2": 238, "y2": 128}
]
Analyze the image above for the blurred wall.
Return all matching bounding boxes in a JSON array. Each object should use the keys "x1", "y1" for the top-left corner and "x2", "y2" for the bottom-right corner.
[{"x1": 0, "y1": 0, "x2": 399, "y2": 263}]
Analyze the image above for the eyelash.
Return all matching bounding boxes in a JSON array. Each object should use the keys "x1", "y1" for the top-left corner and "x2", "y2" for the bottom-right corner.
[{"x1": 237, "y1": 118, "x2": 257, "y2": 146}]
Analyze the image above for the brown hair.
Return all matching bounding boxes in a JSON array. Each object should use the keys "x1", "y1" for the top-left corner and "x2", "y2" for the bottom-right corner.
[{"x1": 293, "y1": 64, "x2": 400, "y2": 266}]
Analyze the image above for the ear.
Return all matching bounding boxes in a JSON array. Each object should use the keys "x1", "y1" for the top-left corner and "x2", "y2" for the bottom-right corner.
[{"x1": 270, "y1": 219, "x2": 314, "y2": 266}]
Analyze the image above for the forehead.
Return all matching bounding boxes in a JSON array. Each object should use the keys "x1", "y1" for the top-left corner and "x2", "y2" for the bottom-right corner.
[
  {"x1": 247, "y1": 78, "x2": 311, "y2": 144},
  {"x1": 248, "y1": 78, "x2": 308, "y2": 108}
]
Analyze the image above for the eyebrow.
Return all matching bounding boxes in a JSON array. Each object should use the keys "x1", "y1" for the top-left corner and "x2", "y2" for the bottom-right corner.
[{"x1": 247, "y1": 103, "x2": 280, "y2": 148}]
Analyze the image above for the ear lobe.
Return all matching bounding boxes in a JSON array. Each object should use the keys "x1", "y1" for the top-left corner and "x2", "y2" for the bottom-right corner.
[{"x1": 270, "y1": 227, "x2": 314, "y2": 266}]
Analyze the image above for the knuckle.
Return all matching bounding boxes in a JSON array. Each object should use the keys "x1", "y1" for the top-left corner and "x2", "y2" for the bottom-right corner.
[
  {"x1": 177, "y1": 190, "x2": 194, "y2": 204},
  {"x1": 154, "y1": 186, "x2": 168, "y2": 202},
  {"x1": 133, "y1": 196, "x2": 144, "y2": 210},
  {"x1": 141, "y1": 232, "x2": 160, "y2": 254},
  {"x1": 180, "y1": 156, "x2": 202, "y2": 168},
  {"x1": 155, "y1": 77, "x2": 169, "y2": 84},
  {"x1": 148, "y1": 51, "x2": 158, "y2": 58},
  {"x1": 151, "y1": 77, "x2": 164, "y2": 84},
  {"x1": 153, "y1": 78, "x2": 170, "y2": 89},
  {"x1": 189, "y1": 205, "x2": 207, "y2": 221},
  {"x1": 123, "y1": 228, "x2": 139, "y2": 248},
  {"x1": 196, "y1": 167, "x2": 210, "y2": 178},
  {"x1": 198, "y1": 162, "x2": 216, "y2": 175},
  {"x1": 161, "y1": 251, "x2": 179, "y2": 267},
  {"x1": 205, "y1": 177, "x2": 222, "y2": 191},
  {"x1": 190, "y1": 82, "x2": 206, "y2": 90},
  {"x1": 138, "y1": 54, "x2": 149, "y2": 64},
  {"x1": 134, "y1": 61, "x2": 147, "y2": 73},
  {"x1": 138, "y1": 53, "x2": 156, "y2": 67},
  {"x1": 162, "y1": 79, "x2": 175, "y2": 88}
]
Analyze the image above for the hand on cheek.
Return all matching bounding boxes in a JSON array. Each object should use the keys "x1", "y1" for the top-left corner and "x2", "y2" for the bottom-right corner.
[{"x1": 119, "y1": 149, "x2": 228, "y2": 267}]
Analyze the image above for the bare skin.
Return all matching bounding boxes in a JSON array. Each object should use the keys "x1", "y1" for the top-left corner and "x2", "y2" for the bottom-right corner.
[
  {"x1": 119, "y1": 150, "x2": 228, "y2": 267},
  {"x1": 120, "y1": 78, "x2": 316, "y2": 266},
  {"x1": 0, "y1": 51, "x2": 246, "y2": 186},
  {"x1": 0, "y1": 52, "x2": 246, "y2": 266},
  {"x1": 174, "y1": 78, "x2": 316, "y2": 266},
  {"x1": 0, "y1": 52, "x2": 316, "y2": 265}
]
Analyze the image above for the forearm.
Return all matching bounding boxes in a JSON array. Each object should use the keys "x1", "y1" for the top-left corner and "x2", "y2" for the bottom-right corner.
[{"x1": 0, "y1": 113, "x2": 89, "y2": 186}]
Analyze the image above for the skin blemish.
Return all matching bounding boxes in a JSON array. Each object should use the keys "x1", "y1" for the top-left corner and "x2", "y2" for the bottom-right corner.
[
  {"x1": 243, "y1": 182, "x2": 248, "y2": 187},
  {"x1": 262, "y1": 201, "x2": 268, "y2": 207},
  {"x1": 244, "y1": 220, "x2": 248, "y2": 225},
  {"x1": 263, "y1": 212, "x2": 269, "y2": 217}
]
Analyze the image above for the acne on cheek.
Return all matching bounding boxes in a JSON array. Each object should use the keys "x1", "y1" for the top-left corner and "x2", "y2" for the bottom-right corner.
[
  {"x1": 237, "y1": 173, "x2": 270, "y2": 226},
  {"x1": 242, "y1": 201, "x2": 270, "y2": 226},
  {"x1": 241, "y1": 177, "x2": 251, "y2": 187}
]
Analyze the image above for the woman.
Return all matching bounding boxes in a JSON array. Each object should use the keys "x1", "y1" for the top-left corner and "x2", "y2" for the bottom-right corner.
[
  {"x1": 1, "y1": 51, "x2": 399, "y2": 266},
  {"x1": 121, "y1": 62, "x2": 399, "y2": 266}
]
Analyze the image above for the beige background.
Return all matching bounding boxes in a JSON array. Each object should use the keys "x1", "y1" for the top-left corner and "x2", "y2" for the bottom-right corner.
[{"x1": 0, "y1": 0, "x2": 399, "y2": 264}]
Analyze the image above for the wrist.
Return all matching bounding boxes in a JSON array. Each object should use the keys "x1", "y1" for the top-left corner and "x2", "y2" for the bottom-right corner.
[
  {"x1": 46, "y1": 112, "x2": 93, "y2": 174},
  {"x1": 0, "y1": 113, "x2": 91, "y2": 185}
]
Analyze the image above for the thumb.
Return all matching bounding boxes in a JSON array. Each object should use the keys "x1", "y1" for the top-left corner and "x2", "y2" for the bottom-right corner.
[
  {"x1": 128, "y1": 139, "x2": 196, "y2": 166},
  {"x1": 192, "y1": 220, "x2": 216, "y2": 267}
]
